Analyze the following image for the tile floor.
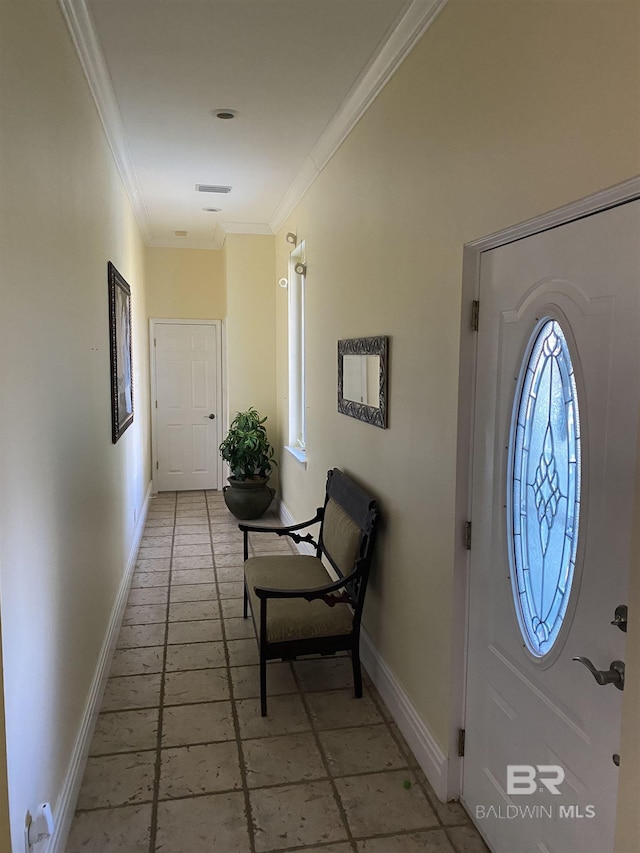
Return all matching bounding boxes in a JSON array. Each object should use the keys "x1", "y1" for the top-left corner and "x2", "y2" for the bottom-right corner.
[{"x1": 67, "y1": 490, "x2": 488, "y2": 853}]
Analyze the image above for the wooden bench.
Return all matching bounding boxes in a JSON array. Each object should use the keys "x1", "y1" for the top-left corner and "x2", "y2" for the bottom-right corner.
[{"x1": 240, "y1": 468, "x2": 379, "y2": 715}]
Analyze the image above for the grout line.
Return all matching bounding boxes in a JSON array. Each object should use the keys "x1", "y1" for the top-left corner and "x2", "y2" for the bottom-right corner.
[
  {"x1": 147, "y1": 491, "x2": 177, "y2": 853},
  {"x1": 207, "y1": 493, "x2": 258, "y2": 853}
]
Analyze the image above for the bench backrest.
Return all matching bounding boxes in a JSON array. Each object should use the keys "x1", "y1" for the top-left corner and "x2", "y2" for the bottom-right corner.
[{"x1": 317, "y1": 469, "x2": 379, "y2": 615}]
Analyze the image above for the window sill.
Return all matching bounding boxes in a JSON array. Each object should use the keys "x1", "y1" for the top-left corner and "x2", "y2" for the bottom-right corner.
[{"x1": 285, "y1": 445, "x2": 307, "y2": 467}]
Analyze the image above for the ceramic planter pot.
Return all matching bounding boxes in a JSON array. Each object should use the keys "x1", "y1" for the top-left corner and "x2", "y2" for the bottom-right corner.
[{"x1": 222, "y1": 476, "x2": 275, "y2": 520}]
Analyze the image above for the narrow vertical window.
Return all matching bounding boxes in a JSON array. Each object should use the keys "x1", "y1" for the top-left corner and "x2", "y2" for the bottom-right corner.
[
  {"x1": 508, "y1": 319, "x2": 581, "y2": 657},
  {"x1": 287, "y1": 242, "x2": 306, "y2": 461}
]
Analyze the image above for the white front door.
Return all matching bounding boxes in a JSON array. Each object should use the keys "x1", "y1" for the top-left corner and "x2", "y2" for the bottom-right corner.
[
  {"x1": 153, "y1": 321, "x2": 221, "y2": 492},
  {"x1": 463, "y1": 201, "x2": 640, "y2": 853}
]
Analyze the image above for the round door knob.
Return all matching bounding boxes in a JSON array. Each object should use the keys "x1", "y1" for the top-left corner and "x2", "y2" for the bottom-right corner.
[{"x1": 203, "y1": 413, "x2": 215, "y2": 420}]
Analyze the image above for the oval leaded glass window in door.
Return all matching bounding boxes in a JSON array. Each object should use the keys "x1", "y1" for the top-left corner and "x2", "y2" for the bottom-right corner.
[{"x1": 508, "y1": 318, "x2": 582, "y2": 657}]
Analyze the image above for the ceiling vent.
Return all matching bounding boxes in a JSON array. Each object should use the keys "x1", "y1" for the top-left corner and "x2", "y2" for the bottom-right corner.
[{"x1": 196, "y1": 184, "x2": 232, "y2": 194}]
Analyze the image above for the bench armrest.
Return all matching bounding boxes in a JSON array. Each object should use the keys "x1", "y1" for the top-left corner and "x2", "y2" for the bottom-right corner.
[
  {"x1": 253, "y1": 569, "x2": 359, "y2": 603},
  {"x1": 239, "y1": 508, "x2": 323, "y2": 560}
]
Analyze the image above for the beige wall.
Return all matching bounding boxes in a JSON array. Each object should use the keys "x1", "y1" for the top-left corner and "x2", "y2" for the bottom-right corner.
[
  {"x1": 275, "y1": 0, "x2": 640, "y2": 818},
  {"x1": 224, "y1": 234, "x2": 278, "y2": 463},
  {"x1": 0, "y1": 1, "x2": 151, "y2": 849},
  {"x1": 0, "y1": 626, "x2": 9, "y2": 851},
  {"x1": 146, "y1": 246, "x2": 226, "y2": 319}
]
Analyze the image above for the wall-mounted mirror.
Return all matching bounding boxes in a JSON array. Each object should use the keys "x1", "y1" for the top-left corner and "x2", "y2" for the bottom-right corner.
[{"x1": 338, "y1": 336, "x2": 388, "y2": 428}]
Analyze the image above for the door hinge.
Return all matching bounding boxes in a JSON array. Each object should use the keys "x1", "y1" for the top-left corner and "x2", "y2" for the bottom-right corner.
[
  {"x1": 155, "y1": 400, "x2": 158, "y2": 408},
  {"x1": 156, "y1": 461, "x2": 159, "y2": 470},
  {"x1": 458, "y1": 728, "x2": 466, "y2": 757},
  {"x1": 471, "y1": 300, "x2": 480, "y2": 332},
  {"x1": 154, "y1": 337, "x2": 156, "y2": 347},
  {"x1": 464, "y1": 521, "x2": 472, "y2": 551}
]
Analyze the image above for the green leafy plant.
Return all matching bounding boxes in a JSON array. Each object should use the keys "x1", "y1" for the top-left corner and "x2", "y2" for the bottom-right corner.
[{"x1": 218, "y1": 407, "x2": 276, "y2": 480}]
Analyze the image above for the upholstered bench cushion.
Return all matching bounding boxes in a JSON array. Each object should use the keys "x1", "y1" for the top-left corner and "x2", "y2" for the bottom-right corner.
[{"x1": 244, "y1": 554, "x2": 353, "y2": 643}]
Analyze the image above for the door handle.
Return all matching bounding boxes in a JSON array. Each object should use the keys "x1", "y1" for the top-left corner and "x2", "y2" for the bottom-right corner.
[
  {"x1": 203, "y1": 413, "x2": 215, "y2": 420},
  {"x1": 573, "y1": 656, "x2": 625, "y2": 690}
]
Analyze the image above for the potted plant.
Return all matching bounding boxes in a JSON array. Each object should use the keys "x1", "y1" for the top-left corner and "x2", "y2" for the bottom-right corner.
[{"x1": 219, "y1": 407, "x2": 276, "y2": 519}]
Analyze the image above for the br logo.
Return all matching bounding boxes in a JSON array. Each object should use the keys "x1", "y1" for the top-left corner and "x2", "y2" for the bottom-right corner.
[{"x1": 507, "y1": 765, "x2": 565, "y2": 796}]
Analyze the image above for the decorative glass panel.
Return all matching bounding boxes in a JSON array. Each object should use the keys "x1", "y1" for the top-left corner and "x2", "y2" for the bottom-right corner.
[{"x1": 509, "y1": 319, "x2": 581, "y2": 657}]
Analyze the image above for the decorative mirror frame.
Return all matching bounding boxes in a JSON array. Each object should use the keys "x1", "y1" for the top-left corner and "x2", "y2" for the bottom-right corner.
[{"x1": 337, "y1": 336, "x2": 388, "y2": 429}]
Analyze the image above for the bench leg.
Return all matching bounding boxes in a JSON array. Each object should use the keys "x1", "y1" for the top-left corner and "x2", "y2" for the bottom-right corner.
[
  {"x1": 351, "y1": 644, "x2": 363, "y2": 699},
  {"x1": 260, "y1": 654, "x2": 268, "y2": 716},
  {"x1": 243, "y1": 582, "x2": 248, "y2": 618}
]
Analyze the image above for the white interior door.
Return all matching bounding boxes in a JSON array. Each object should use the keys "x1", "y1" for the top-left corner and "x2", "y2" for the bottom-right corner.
[
  {"x1": 153, "y1": 321, "x2": 221, "y2": 492},
  {"x1": 463, "y1": 201, "x2": 640, "y2": 853}
]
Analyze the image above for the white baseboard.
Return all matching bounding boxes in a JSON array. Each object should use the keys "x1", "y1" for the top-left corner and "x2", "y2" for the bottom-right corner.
[
  {"x1": 279, "y1": 499, "x2": 449, "y2": 801},
  {"x1": 49, "y1": 481, "x2": 153, "y2": 853},
  {"x1": 360, "y1": 628, "x2": 448, "y2": 802}
]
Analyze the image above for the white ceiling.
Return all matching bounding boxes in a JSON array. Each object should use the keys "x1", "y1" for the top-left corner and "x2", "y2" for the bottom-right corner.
[{"x1": 61, "y1": 0, "x2": 446, "y2": 249}]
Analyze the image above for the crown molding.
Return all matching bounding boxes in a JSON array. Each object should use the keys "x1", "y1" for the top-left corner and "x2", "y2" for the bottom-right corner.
[
  {"x1": 60, "y1": 0, "x2": 449, "y2": 245},
  {"x1": 269, "y1": 0, "x2": 449, "y2": 233},
  {"x1": 58, "y1": 0, "x2": 153, "y2": 244}
]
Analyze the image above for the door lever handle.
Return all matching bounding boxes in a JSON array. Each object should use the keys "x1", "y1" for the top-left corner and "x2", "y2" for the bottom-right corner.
[
  {"x1": 203, "y1": 413, "x2": 216, "y2": 420},
  {"x1": 573, "y1": 656, "x2": 625, "y2": 690}
]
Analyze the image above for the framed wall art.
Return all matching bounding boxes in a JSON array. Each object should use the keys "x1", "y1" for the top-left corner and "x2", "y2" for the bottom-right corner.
[{"x1": 108, "y1": 261, "x2": 134, "y2": 443}]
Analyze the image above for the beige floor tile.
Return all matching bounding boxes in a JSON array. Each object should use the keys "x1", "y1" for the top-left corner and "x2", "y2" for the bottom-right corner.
[
  {"x1": 167, "y1": 619, "x2": 222, "y2": 645},
  {"x1": 357, "y1": 830, "x2": 456, "y2": 852},
  {"x1": 146, "y1": 516, "x2": 175, "y2": 526},
  {"x1": 110, "y1": 646, "x2": 164, "y2": 677},
  {"x1": 174, "y1": 523, "x2": 209, "y2": 535},
  {"x1": 250, "y1": 781, "x2": 348, "y2": 852},
  {"x1": 223, "y1": 616, "x2": 255, "y2": 640},
  {"x1": 162, "y1": 701, "x2": 235, "y2": 747},
  {"x1": 215, "y1": 554, "x2": 244, "y2": 567},
  {"x1": 221, "y1": 597, "x2": 244, "y2": 618},
  {"x1": 138, "y1": 545, "x2": 172, "y2": 559},
  {"x1": 319, "y1": 724, "x2": 407, "y2": 777},
  {"x1": 141, "y1": 534, "x2": 173, "y2": 547},
  {"x1": 172, "y1": 555, "x2": 214, "y2": 570},
  {"x1": 294, "y1": 656, "x2": 355, "y2": 692},
  {"x1": 165, "y1": 641, "x2": 226, "y2": 671},
  {"x1": 236, "y1": 694, "x2": 310, "y2": 739},
  {"x1": 131, "y1": 571, "x2": 170, "y2": 588},
  {"x1": 101, "y1": 674, "x2": 162, "y2": 711},
  {"x1": 123, "y1": 603, "x2": 167, "y2": 625},
  {"x1": 173, "y1": 544, "x2": 212, "y2": 558},
  {"x1": 445, "y1": 826, "x2": 491, "y2": 853},
  {"x1": 117, "y1": 623, "x2": 165, "y2": 649},
  {"x1": 170, "y1": 568, "x2": 216, "y2": 585},
  {"x1": 335, "y1": 771, "x2": 438, "y2": 837},
  {"x1": 297, "y1": 846, "x2": 353, "y2": 853},
  {"x1": 230, "y1": 662, "x2": 297, "y2": 699},
  {"x1": 155, "y1": 792, "x2": 250, "y2": 853},
  {"x1": 306, "y1": 688, "x2": 383, "y2": 730},
  {"x1": 90, "y1": 709, "x2": 159, "y2": 755},
  {"x1": 227, "y1": 638, "x2": 259, "y2": 666},
  {"x1": 243, "y1": 732, "x2": 326, "y2": 787},
  {"x1": 218, "y1": 581, "x2": 244, "y2": 599},
  {"x1": 213, "y1": 541, "x2": 243, "y2": 555},
  {"x1": 163, "y1": 668, "x2": 230, "y2": 705},
  {"x1": 173, "y1": 533, "x2": 211, "y2": 545},
  {"x1": 159, "y1": 741, "x2": 242, "y2": 798},
  {"x1": 136, "y1": 557, "x2": 171, "y2": 572},
  {"x1": 170, "y1": 583, "x2": 217, "y2": 602},
  {"x1": 215, "y1": 564, "x2": 244, "y2": 582},
  {"x1": 66, "y1": 804, "x2": 152, "y2": 853},
  {"x1": 128, "y1": 586, "x2": 168, "y2": 606},
  {"x1": 168, "y1": 600, "x2": 220, "y2": 622},
  {"x1": 77, "y1": 751, "x2": 156, "y2": 809}
]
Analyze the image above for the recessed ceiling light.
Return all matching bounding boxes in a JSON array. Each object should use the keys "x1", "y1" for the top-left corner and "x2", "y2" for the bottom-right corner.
[
  {"x1": 203, "y1": 207, "x2": 221, "y2": 213},
  {"x1": 212, "y1": 109, "x2": 237, "y2": 120},
  {"x1": 196, "y1": 184, "x2": 232, "y2": 194},
  {"x1": 174, "y1": 230, "x2": 188, "y2": 237}
]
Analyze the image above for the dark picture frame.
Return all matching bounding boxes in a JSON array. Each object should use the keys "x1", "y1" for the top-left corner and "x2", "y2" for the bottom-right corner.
[
  {"x1": 338, "y1": 335, "x2": 388, "y2": 429},
  {"x1": 108, "y1": 262, "x2": 134, "y2": 443}
]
